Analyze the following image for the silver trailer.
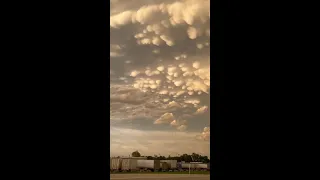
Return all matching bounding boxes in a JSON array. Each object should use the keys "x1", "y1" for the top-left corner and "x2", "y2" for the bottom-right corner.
[
  {"x1": 121, "y1": 158, "x2": 138, "y2": 172},
  {"x1": 110, "y1": 158, "x2": 122, "y2": 171},
  {"x1": 160, "y1": 160, "x2": 177, "y2": 169},
  {"x1": 137, "y1": 160, "x2": 160, "y2": 170},
  {"x1": 181, "y1": 163, "x2": 196, "y2": 169},
  {"x1": 194, "y1": 163, "x2": 209, "y2": 169}
]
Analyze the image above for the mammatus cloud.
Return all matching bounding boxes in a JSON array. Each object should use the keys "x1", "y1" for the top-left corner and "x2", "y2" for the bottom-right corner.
[
  {"x1": 197, "y1": 127, "x2": 210, "y2": 141},
  {"x1": 110, "y1": 0, "x2": 210, "y2": 156},
  {"x1": 154, "y1": 113, "x2": 175, "y2": 124},
  {"x1": 194, "y1": 106, "x2": 208, "y2": 115},
  {"x1": 177, "y1": 124, "x2": 187, "y2": 131}
]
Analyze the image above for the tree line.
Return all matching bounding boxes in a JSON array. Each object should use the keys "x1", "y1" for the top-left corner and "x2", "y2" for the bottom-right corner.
[{"x1": 130, "y1": 151, "x2": 210, "y2": 163}]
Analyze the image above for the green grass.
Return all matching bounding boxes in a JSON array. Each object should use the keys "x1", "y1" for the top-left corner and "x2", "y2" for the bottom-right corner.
[{"x1": 110, "y1": 171, "x2": 210, "y2": 174}]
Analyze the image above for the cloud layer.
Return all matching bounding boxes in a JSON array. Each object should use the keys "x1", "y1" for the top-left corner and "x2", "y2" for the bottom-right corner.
[{"x1": 110, "y1": 0, "x2": 210, "y2": 157}]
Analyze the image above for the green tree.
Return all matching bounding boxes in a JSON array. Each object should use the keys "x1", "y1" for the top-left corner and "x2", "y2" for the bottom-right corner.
[
  {"x1": 199, "y1": 155, "x2": 209, "y2": 163},
  {"x1": 181, "y1": 154, "x2": 192, "y2": 162},
  {"x1": 147, "y1": 156, "x2": 153, "y2": 160},
  {"x1": 191, "y1": 153, "x2": 201, "y2": 162},
  {"x1": 159, "y1": 155, "x2": 166, "y2": 160},
  {"x1": 131, "y1": 151, "x2": 141, "y2": 157}
]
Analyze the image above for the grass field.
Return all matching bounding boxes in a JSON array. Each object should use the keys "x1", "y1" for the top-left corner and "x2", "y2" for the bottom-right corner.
[{"x1": 110, "y1": 171, "x2": 210, "y2": 174}]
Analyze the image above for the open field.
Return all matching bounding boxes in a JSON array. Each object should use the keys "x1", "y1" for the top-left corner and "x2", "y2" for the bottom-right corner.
[{"x1": 110, "y1": 174, "x2": 210, "y2": 180}]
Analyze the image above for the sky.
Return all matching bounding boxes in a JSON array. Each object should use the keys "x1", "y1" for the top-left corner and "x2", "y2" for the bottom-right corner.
[{"x1": 110, "y1": 0, "x2": 210, "y2": 157}]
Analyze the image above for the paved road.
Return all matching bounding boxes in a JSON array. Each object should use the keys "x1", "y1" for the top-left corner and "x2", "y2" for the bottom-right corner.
[{"x1": 110, "y1": 174, "x2": 210, "y2": 180}]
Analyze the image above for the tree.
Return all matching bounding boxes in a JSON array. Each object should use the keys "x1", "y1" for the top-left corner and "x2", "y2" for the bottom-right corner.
[
  {"x1": 186, "y1": 155, "x2": 192, "y2": 162},
  {"x1": 131, "y1": 151, "x2": 141, "y2": 157},
  {"x1": 137, "y1": 153, "x2": 210, "y2": 163},
  {"x1": 202, "y1": 156, "x2": 210, "y2": 163},
  {"x1": 147, "y1": 156, "x2": 153, "y2": 160},
  {"x1": 191, "y1": 153, "x2": 201, "y2": 162},
  {"x1": 159, "y1": 155, "x2": 166, "y2": 160},
  {"x1": 199, "y1": 155, "x2": 209, "y2": 163}
]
